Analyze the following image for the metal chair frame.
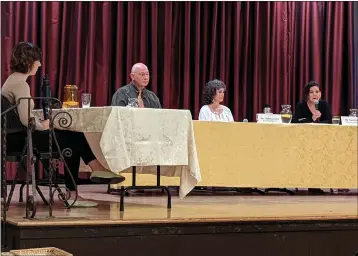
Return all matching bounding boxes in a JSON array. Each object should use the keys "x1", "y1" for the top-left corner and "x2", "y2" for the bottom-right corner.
[{"x1": 1, "y1": 96, "x2": 78, "y2": 220}]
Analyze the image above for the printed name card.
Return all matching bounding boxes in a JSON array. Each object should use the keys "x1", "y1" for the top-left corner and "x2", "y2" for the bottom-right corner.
[
  {"x1": 256, "y1": 114, "x2": 282, "y2": 124},
  {"x1": 341, "y1": 116, "x2": 358, "y2": 126}
]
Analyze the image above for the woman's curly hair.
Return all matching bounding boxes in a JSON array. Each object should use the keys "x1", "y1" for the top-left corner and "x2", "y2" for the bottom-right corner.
[
  {"x1": 303, "y1": 80, "x2": 319, "y2": 99},
  {"x1": 10, "y1": 42, "x2": 42, "y2": 73},
  {"x1": 202, "y1": 79, "x2": 226, "y2": 105}
]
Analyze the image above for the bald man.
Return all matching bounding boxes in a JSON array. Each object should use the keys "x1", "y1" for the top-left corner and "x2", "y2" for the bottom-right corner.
[{"x1": 111, "y1": 63, "x2": 161, "y2": 108}]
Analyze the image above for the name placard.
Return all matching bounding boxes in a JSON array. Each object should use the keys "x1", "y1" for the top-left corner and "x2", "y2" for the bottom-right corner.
[
  {"x1": 341, "y1": 116, "x2": 358, "y2": 126},
  {"x1": 256, "y1": 114, "x2": 282, "y2": 124}
]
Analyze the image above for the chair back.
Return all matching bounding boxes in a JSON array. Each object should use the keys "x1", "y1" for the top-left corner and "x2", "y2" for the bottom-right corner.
[{"x1": 1, "y1": 95, "x2": 26, "y2": 134}]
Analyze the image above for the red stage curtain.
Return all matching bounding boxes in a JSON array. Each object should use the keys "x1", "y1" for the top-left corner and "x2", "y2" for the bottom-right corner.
[{"x1": 1, "y1": 2, "x2": 355, "y2": 178}]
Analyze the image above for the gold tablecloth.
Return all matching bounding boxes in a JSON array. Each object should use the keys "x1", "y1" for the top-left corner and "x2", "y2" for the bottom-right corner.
[{"x1": 112, "y1": 121, "x2": 357, "y2": 189}]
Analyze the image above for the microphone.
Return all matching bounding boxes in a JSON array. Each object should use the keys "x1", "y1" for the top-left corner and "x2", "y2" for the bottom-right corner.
[
  {"x1": 42, "y1": 74, "x2": 51, "y2": 120},
  {"x1": 313, "y1": 99, "x2": 320, "y2": 122}
]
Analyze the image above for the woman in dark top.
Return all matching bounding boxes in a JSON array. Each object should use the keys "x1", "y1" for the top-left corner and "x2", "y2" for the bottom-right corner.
[
  {"x1": 292, "y1": 80, "x2": 332, "y2": 124},
  {"x1": 292, "y1": 80, "x2": 333, "y2": 194}
]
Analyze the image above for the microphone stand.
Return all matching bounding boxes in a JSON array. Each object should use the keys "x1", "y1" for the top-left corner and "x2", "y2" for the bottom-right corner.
[
  {"x1": 42, "y1": 74, "x2": 51, "y2": 120},
  {"x1": 25, "y1": 98, "x2": 37, "y2": 218}
]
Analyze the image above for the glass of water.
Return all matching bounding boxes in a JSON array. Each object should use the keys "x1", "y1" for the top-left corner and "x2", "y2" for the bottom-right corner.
[
  {"x1": 332, "y1": 116, "x2": 340, "y2": 125},
  {"x1": 81, "y1": 93, "x2": 91, "y2": 108}
]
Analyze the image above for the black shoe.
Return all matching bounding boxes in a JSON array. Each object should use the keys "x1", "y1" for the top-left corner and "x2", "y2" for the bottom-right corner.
[{"x1": 308, "y1": 188, "x2": 325, "y2": 194}]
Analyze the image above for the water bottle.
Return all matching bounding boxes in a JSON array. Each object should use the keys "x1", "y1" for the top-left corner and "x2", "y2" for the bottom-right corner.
[{"x1": 264, "y1": 104, "x2": 271, "y2": 114}]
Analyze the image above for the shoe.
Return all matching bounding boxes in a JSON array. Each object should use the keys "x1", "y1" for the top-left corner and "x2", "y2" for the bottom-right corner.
[
  {"x1": 308, "y1": 188, "x2": 325, "y2": 194},
  {"x1": 90, "y1": 171, "x2": 126, "y2": 184},
  {"x1": 66, "y1": 200, "x2": 99, "y2": 208},
  {"x1": 338, "y1": 189, "x2": 350, "y2": 193}
]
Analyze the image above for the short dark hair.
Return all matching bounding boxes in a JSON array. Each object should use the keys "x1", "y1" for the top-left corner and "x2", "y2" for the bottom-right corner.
[
  {"x1": 304, "y1": 80, "x2": 320, "y2": 99},
  {"x1": 10, "y1": 42, "x2": 42, "y2": 73},
  {"x1": 202, "y1": 79, "x2": 226, "y2": 105}
]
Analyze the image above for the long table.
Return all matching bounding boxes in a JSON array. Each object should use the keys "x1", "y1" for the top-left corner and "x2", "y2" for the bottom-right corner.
[{"x1": 112, "y1": 121, "x2": 357, "y2": 189}]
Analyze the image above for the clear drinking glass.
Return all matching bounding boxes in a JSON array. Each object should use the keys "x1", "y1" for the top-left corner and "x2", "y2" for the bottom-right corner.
[
  {"x1": 127, "y1": 98, "x2": 139, "y2": 107},
  {"x1": 81, "y1": 93, "x2": 91, "y2": 108},
  {"x1": 263, "y1": 104, "x2": 271, "y2": 114},
  {"x1": 332, "y1": 116, "x2": 340, "y2": 125}
]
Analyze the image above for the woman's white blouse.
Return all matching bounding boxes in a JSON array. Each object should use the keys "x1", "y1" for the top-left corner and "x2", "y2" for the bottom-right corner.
[{"x1": 198, "y1": 105, "x2": 234, "y2": 122}]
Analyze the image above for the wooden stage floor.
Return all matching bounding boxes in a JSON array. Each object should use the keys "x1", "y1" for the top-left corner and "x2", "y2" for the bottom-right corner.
[
  {"x1": 3, "y1": 185, "x2": 358, "y2": 256},
  {"x1": 5, "y1": 185, "x2": 358, "y2": 225}
]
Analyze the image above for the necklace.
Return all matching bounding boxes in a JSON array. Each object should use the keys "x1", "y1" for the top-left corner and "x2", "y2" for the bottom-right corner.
[{"x1": 209, "y1": 104, "x2": 223, "y2": 118}]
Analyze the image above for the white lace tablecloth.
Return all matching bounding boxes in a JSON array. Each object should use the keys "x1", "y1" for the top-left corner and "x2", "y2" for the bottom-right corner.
[{"x1": 35, "y1": 106, "x2": 201, "y2": 198}]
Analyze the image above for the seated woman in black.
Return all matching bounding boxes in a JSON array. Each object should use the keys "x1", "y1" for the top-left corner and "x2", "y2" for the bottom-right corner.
[
  {"x1": 2, "y1": 42, "x2": 125, "y2": 201},
  {"x1": 292, "y1": 80, "x2": 332, "y2": 124},
  {"x1": 292, "y1": 80, "x2": 332, "y2": 194}
]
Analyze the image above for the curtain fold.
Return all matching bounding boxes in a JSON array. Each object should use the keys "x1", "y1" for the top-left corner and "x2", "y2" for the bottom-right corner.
[
  {"x1": 1, "y1": 2, "x2": 355, "y2": 178},
  {"x1": 354, "y1": 1, "x2": 358, "y2": 108},
  {"x1": 2, "y1": 1, "x2": 354, "y2": 118}
]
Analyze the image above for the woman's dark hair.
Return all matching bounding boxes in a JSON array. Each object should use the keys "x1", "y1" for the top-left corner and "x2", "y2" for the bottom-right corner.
[
  {"x1": 304, "y1": 80, "x2": 320, "y2": 99},
  {"x1": 10, "y1": 42, "x2": 42, "y2": 73},
  {"x1": 202, "y1": 79, "x2": 226, "y2": 105}
]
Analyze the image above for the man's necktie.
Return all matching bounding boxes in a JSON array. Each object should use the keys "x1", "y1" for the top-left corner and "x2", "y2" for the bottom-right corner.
[{"x1": 138, "y1": 90, "x2": 144, "y2": 108}]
